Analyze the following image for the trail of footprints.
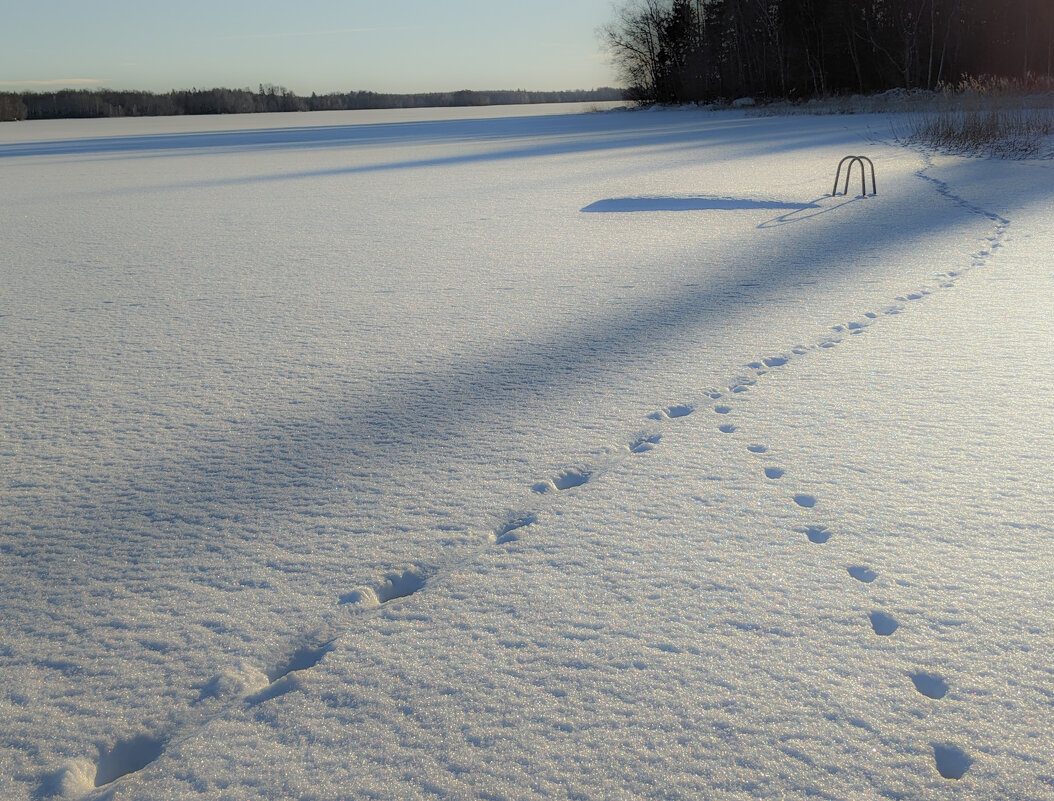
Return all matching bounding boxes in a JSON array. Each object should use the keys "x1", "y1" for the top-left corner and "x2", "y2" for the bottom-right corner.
[
  {"x1": 687, "y1": 312, "x2": 984, "y2": 782},
  {"x1": 58, "y1": 160, "x2": 1004, "y2": 797},
  {"x1": 628, "y1": 338, "x2": 972, "y2": 781}
]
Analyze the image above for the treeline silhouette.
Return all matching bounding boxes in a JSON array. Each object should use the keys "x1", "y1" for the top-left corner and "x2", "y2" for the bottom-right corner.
[
  {"x1": 0, "y1": 85, "x2": 624, "y2": 122},
  {"x1": 606, "y1": 0, "x2": 1054, "y2": 103}
]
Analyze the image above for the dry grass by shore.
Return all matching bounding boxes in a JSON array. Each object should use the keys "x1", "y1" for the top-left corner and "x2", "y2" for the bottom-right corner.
[{"x1": 743, "y1": 76, "x2": 1054, "y2": 157}]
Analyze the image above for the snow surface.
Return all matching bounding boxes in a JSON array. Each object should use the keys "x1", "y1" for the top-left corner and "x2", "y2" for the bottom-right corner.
[{"x1": 1, "y1": 102, "x2": 1052, "y2": 800}]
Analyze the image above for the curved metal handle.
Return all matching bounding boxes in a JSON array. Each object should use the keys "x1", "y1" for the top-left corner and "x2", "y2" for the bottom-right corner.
[{"x1": 831, "y1": 155, "x2": 877, "y2": 197}]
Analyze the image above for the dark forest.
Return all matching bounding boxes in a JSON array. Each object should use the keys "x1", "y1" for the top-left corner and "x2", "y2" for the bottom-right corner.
[{"x1": 606, "y1": 0, "x2": 1054, "y2": 103}]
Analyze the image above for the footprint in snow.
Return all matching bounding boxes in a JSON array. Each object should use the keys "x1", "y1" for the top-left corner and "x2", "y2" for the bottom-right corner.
[
  {"x1": 235, "y1": 628, "x2": 341, "y2": 704},
  {"x1": 247, "y1": 673, "x2": 304, "y2": 705},
  {"x1": 197, "y1": 661, "x2": 270, "y2": 703},
  {"x1": 92, "y1": 733, "x2": 168, "y2": 787},
  {"x1": 933, "y1": 743, "x2": 972, "y2": 780},
  {"x1": 746, "y1": 444, "x2": 768, "y2": 454},
  {"x1": 340, "y1": 566, "x2": 429, "y2": 607},
  {"x1": 764, "y1": 467, "x2": 785, "y2": 480},
  {"x1": 746, "y1": 356, "x2": 789, "y2": 370},
  {"x1": 629, "y1": 434, "x2": 661, "y2": 453},
  {"x1": 909, "y1": 671, "x2": 949, "y2": 700},
  {"x1": 533, "y1": 468, "x2": 591, "y2": 493},
  {"x1": 793, "y1": 493, "x2": 817, "y2": 508},
  {"x1": 714, "y1": 405, "x2": 732, "y2": 415},
  {"x1": 718, "y1": 424, "x2": 736, "y2": 433},
  {"x1": 495, "y1": 513, "x2": 538, "y2": 544},
  {"x1": 664, "y1": 404, "x2": 694, "y2": 419},
  {"x1": 801, "y1": 525, "x2": 831, "y2": 543},
  {"x1": 847, "y1": 565, "x2": 878, "y2": 583},
  {"x1": 869, "y1": 611, "x2": 899, "y2": 636},
  {"x1": 832, "y1": 321, "x2": 868, "y2": 334},
  {"x1": 649, "y1": 404, "x2": 694, "y2": 421},
  {"x1": 267, "y1": 640, "x2": 334, "y2": 683}
]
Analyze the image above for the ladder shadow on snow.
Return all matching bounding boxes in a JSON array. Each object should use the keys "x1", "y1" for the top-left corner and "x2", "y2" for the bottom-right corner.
[
  {"x1": 756, "y1": 195, "x2": 860, "y2": 228},
  {"x1": 581, "y1": 196, "x2": 820, "y2": 213},
  {"x1": 580, "y1": 194, "x2": 863, "y2": 230}
]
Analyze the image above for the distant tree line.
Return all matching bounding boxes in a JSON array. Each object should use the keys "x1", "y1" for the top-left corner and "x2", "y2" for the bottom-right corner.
[
  {"x1": 605, "y1": 0, "x2": 1054, "y2": 103},
  {"x1": 0, "y1": 85, "x2": 624, "y2": 122}
]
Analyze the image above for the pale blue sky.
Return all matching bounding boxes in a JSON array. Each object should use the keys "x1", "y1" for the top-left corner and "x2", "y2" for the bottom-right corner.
[{"x1": 0, "y1": 1, "x2": 619, "y2": 94}]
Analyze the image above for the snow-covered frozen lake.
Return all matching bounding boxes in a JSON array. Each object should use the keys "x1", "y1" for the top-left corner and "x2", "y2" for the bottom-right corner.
[{"x1": 1, "y1": 102, "x2": 1052, "y2": 800}]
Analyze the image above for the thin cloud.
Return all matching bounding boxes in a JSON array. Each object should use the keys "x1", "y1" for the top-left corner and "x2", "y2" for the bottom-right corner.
[{"x1": 220, "y1": 26, "x2": 409, "y2": 41}]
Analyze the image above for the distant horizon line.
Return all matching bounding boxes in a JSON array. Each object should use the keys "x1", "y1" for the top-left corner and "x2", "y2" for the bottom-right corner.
[
  {"x1": 0, "y1": 85, "x2": 627, "y2": 122},
  {"x1": 1, "y1": 83, "x2": 625, "y2": 96}
]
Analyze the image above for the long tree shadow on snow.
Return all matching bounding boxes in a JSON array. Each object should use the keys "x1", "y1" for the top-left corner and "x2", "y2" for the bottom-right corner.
[
  {"x1": 15, "y1": 157, "x2": 1039, "y2": 531},
  {"x1": 8, "y1": 125, "x2": 1050, "y2": 608},
  {"x1": 62, "y1": 157, "x2": 1027, "y2": 527},
  {"x1": 1, "y1": 111, "x2": 865, "y2": 195},
  {"x1": 0, "y1": 111, "x2": 847, "y2": 163}
]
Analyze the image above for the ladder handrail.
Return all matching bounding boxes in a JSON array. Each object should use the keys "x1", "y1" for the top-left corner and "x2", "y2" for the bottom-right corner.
[{"x1": 831, "y1": 155, "x2": 877, "y2": 197}]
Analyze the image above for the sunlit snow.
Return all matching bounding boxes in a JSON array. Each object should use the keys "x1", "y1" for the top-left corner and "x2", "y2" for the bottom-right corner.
[{"x1": 1, "y1": 103, "x2": 1052, "y2": 800}]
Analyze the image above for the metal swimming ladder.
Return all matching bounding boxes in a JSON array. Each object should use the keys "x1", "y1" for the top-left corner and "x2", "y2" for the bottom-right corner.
[{"x1": 831, "y1": 155, "x2": 877, "y2": 197}]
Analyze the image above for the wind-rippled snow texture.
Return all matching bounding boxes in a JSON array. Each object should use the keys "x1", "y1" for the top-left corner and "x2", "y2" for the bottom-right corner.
[{"x1": 1, "y1": 105, "x2": 1052, "y2": 800}]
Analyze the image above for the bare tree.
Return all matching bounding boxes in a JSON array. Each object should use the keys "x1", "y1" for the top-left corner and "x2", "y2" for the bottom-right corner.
[{"x1": 603, "y1": 0, "x2": 669, "y2": 101}]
